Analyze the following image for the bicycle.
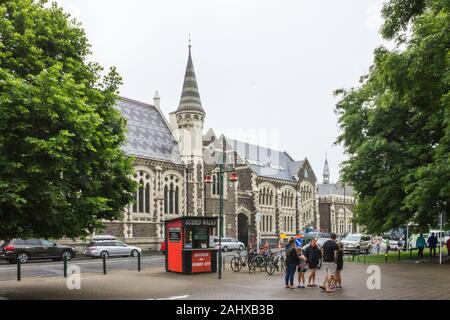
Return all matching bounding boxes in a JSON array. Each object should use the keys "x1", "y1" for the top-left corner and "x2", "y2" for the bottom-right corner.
[
  {"x1": 265, "y1": 250, "x2": 285, "y2": 275},
  {"x1": 230, "y1": 250, "x2": 257, "y2": 273}
]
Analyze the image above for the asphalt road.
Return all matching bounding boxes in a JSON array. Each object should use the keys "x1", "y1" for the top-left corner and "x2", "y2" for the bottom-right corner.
[{"x1": 0, "y1": 252, "x2": 239, "y2": 282}]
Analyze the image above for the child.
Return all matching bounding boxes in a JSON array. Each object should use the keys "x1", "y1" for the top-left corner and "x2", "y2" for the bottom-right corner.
[
  {"x1": 335, "y1": 242, "x2": 344, "y2": 290},
  {"x1": 297, "y1": 246, "x2": 308, "y2": 288}
]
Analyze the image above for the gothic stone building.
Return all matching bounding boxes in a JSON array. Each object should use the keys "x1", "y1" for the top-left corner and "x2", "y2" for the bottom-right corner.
[
  {"x1": 318, "y1": 158, "x2": 359, "y2": 236},
  {"x1": 101, "y1": 46, "x2": 319, "y2": 248}
]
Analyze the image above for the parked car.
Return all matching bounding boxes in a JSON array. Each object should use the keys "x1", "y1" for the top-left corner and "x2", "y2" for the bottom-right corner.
[
  {"x1": 83, "y1": 239, "x2": 142, "y2": 258},
  {"x1": 341, "y1": 234, "x2": 372, "y2": 254},
  {"x1": 213, "y1": 238, "x2": 245, "y2": 252},
  {"x1": 0, "y1": 239, "x2": 76, "y2": 264}
]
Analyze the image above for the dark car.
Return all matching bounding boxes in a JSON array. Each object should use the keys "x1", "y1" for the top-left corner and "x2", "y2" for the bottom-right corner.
[{"x1": 1, "y1": 239, "x2": 76, "y2": 263}]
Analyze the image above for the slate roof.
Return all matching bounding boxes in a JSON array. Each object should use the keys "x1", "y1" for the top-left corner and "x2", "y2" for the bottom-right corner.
[
  {"x1": 318, "y1": 181, "x2": 354, "y2": 197},
  {"x1": 225, "y1": 138, "x2": 304, "y2": 182},
  {"x1": 116, "y1": 97, "x2": 182, "y2": 164}
]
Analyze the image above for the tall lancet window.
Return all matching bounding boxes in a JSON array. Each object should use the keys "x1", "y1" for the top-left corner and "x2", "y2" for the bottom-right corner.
[
  {"x1": 131, "y1": 170, "x2": 152, "y2": 215},
  {"x1": 164, "y1": 174, "x2": 182, "y2": 215}
]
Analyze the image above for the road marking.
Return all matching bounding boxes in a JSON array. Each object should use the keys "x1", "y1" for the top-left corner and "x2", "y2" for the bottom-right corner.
[{"x1": 148, "y1": 295, "x2": 190, "y2": 300}]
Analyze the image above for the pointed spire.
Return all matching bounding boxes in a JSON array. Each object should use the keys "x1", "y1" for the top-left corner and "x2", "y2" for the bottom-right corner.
[
  {"x1": 176, "y1": 39, "x2": 205, "y2": 114},
  {"x1": 323, "y1": 153, "x2": 330, "y2": 184}
]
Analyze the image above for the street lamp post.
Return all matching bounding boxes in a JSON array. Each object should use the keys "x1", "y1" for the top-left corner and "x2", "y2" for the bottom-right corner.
[{"x1": 204, "y1": 137, "x2": 238, "y2": 279}]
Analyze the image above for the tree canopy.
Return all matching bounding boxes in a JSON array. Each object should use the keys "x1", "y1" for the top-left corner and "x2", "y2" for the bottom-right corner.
[
  {"x1": 0, "y1": 0, "x2": 136, "y2": 239},
  {"x1": 335, "y1": 0, "x2": 449, "y2": 233}
]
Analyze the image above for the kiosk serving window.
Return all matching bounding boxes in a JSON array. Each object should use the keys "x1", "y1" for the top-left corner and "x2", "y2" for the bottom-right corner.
[{"x1": 185, "y1": 227, "x2": 211, "y2": 249}]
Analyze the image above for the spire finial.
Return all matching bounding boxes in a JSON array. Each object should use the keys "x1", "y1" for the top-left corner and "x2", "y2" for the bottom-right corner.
[{"x1": 188, "y1": 33, "x2": 191, "y2": 53}]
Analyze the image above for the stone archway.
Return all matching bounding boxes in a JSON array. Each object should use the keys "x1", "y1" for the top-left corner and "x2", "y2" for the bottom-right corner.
[{"x1": 237, "y1": 213, "x2": 249, "y2": 246}]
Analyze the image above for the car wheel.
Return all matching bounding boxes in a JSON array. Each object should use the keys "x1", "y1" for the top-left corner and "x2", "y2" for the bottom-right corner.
[
  {"x1": 100, "y1": 251, "x2": 109, "y2": 259},
  {"x1": 239, "y1": 245, "x2": 244, "y2": 251},
  {"x1": 61, "y1": 250, "x2": 73, "y2": 261},
  {"x1": 130, "y1": 249, "x2": 139, "y2": 257},
  {"x1": 17, "y1": 252, "x2": 30, "y2": 264},
  {"x1": 223, "y1": 246, "x2": 229, "y2": 252}
]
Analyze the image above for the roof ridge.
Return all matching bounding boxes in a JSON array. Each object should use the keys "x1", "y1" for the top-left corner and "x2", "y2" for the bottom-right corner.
[
  {"x1": 119, "y1": 96, "x2": 155, "y2": 108},
  {"x1": 225, "y1": 137, "x2": 286, "y2": 155}
]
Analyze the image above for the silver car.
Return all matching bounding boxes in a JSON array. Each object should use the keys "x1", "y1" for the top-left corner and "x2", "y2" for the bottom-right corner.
[
  {"x1": 84, "y1": 240, "x2": 142, "y2": 258},
  {"x1": 213, "y1": 238, "x2": 245, "y2": 252},
  {"x1": 341, "y1": 234, "x2": 372, "y2": 254}
]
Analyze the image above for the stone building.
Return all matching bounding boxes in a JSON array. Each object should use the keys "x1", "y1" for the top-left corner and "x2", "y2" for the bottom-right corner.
[
  {"x1": 100, "y1": 45, "x2": 319, "y2": 248},
  {"x1": 318, "y1": 157, "x2": 358, "y2": 236},
  {"x1": 201, "y1": 135, "x2": 319, "y2": 246}
]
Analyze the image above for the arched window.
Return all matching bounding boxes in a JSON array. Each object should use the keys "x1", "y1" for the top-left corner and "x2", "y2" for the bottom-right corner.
[
  {"x1": 281, "y1": 189, "x2": 295, "y2": 208},
  {"x1": 163, "y1": 174, "x2": 182, "y2": 215},
  {"x1": 259, "y1": 185, "x2": 275, "y2": 206},
  {"x1": 131, "y1": 170, "x2": 152, "y2": 215}
]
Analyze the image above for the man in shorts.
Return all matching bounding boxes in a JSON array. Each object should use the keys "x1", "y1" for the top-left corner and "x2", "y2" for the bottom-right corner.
[{"x1": 320, "y1": 233, "x2": 339, "y2": 293}]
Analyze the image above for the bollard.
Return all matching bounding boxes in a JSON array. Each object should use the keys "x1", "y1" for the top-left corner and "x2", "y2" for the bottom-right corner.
[
  {"x1": 398, "y1": 249, "x2": 401, "y2": 261},
  {"x1": 63, "y1": 256, "x2": 68, "y2": 278},
  {"x1": 364, "y1": 254, "x2": 366, "y2": 264},
  {"x1": 102, "y1": 255, "x2": 107, "y2": 275},
  {"x1": 17, "y1": 258, "x2": 21, "y2": 282},
  {"x1": 385, "y1": 253, "x2": 388, "y2": 263},
  {"x1": 352, "y1": 251, "x2": 355, "y2": 262},
  {"x1": 138, "y1": 252, "x2": 141, "y2": 272},
  {"x1": 410, "y1": 249, "x2": 412, "y2": 259},
  {"x1": 223, "y1": 256, "x2": 226, "y2": 271}
]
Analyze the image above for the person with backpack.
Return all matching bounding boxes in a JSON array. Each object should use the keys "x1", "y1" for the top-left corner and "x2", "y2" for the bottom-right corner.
[{"x1": 285, "y1": 237, "x2": 299, "y2": 289}]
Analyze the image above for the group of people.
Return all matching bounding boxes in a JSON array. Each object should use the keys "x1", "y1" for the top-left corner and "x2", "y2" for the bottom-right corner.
[
  {"x1": 416, "y1": 232, "x2": 450, "y2": 259},
  {"x1": 284, "y1": 233, "x2": 343, "y2": 293}
]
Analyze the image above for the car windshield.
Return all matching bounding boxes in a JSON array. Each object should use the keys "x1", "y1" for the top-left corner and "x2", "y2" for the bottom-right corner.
[{"x1": 344, "y1": 235, "x2": 360, "y2": 242}]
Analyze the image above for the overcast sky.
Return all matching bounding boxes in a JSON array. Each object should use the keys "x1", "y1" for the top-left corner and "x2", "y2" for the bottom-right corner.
[{"x1": 56, "y1": 0, "x2": 388, "y2": 183}]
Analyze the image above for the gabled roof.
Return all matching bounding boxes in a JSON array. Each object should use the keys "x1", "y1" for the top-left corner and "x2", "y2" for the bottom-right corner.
[
  {"x1": 225, "y1": 138, "x2": 308, "y2": 182},
  {"x1": 116, "y1": 97, "x2": 182, "y2": 164}
]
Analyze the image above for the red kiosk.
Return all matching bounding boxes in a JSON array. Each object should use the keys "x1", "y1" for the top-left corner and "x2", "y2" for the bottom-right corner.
[{"x1": 164, "y1": 216, "x2": 218, "y2": 274}]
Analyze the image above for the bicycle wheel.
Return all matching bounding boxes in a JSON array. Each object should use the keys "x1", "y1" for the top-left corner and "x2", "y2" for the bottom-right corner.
[
  {"x1": 255, "y1": 255, "x2": 266, "y2": 272},
  {"x1": 265, "y1": 259, "x2": 276, "y2": 275},
  {"x1": 230, "y1": 257, "x2": 242, "y2": 272}
]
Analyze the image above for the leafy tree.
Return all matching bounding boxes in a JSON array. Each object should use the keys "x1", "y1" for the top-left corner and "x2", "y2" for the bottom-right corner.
[
  {"x1": 0, "y1": 0, "x2": 136, "y2": 239},
  {"x1": 335, "y1": 0, "x2": 449, "y2": 233}
]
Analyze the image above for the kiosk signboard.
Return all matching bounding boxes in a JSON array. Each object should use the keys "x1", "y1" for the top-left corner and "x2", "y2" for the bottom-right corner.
[{"x1": 191, "y1": 251, "x2": 212, "y2": 273}]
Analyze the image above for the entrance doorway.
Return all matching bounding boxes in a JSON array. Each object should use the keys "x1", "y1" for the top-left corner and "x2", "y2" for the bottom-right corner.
[{"x1": 237, "y1": 213, "x2": 249, "y2": 246}]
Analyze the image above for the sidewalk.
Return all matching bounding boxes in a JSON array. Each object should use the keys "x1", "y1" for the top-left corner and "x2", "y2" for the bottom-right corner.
[{"x1": 0, "y1": 262, "x2": 449, "y2": 300}]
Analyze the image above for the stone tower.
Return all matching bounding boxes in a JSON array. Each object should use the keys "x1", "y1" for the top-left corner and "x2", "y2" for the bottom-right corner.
[{"x1": 175, "y1": 43, "x2": 205, "y2": 216}]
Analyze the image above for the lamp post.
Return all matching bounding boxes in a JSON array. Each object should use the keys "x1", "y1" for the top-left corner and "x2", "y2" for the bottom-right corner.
[{"x1": 204, "y1": 137, "x2": 238, "y2": 279}]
